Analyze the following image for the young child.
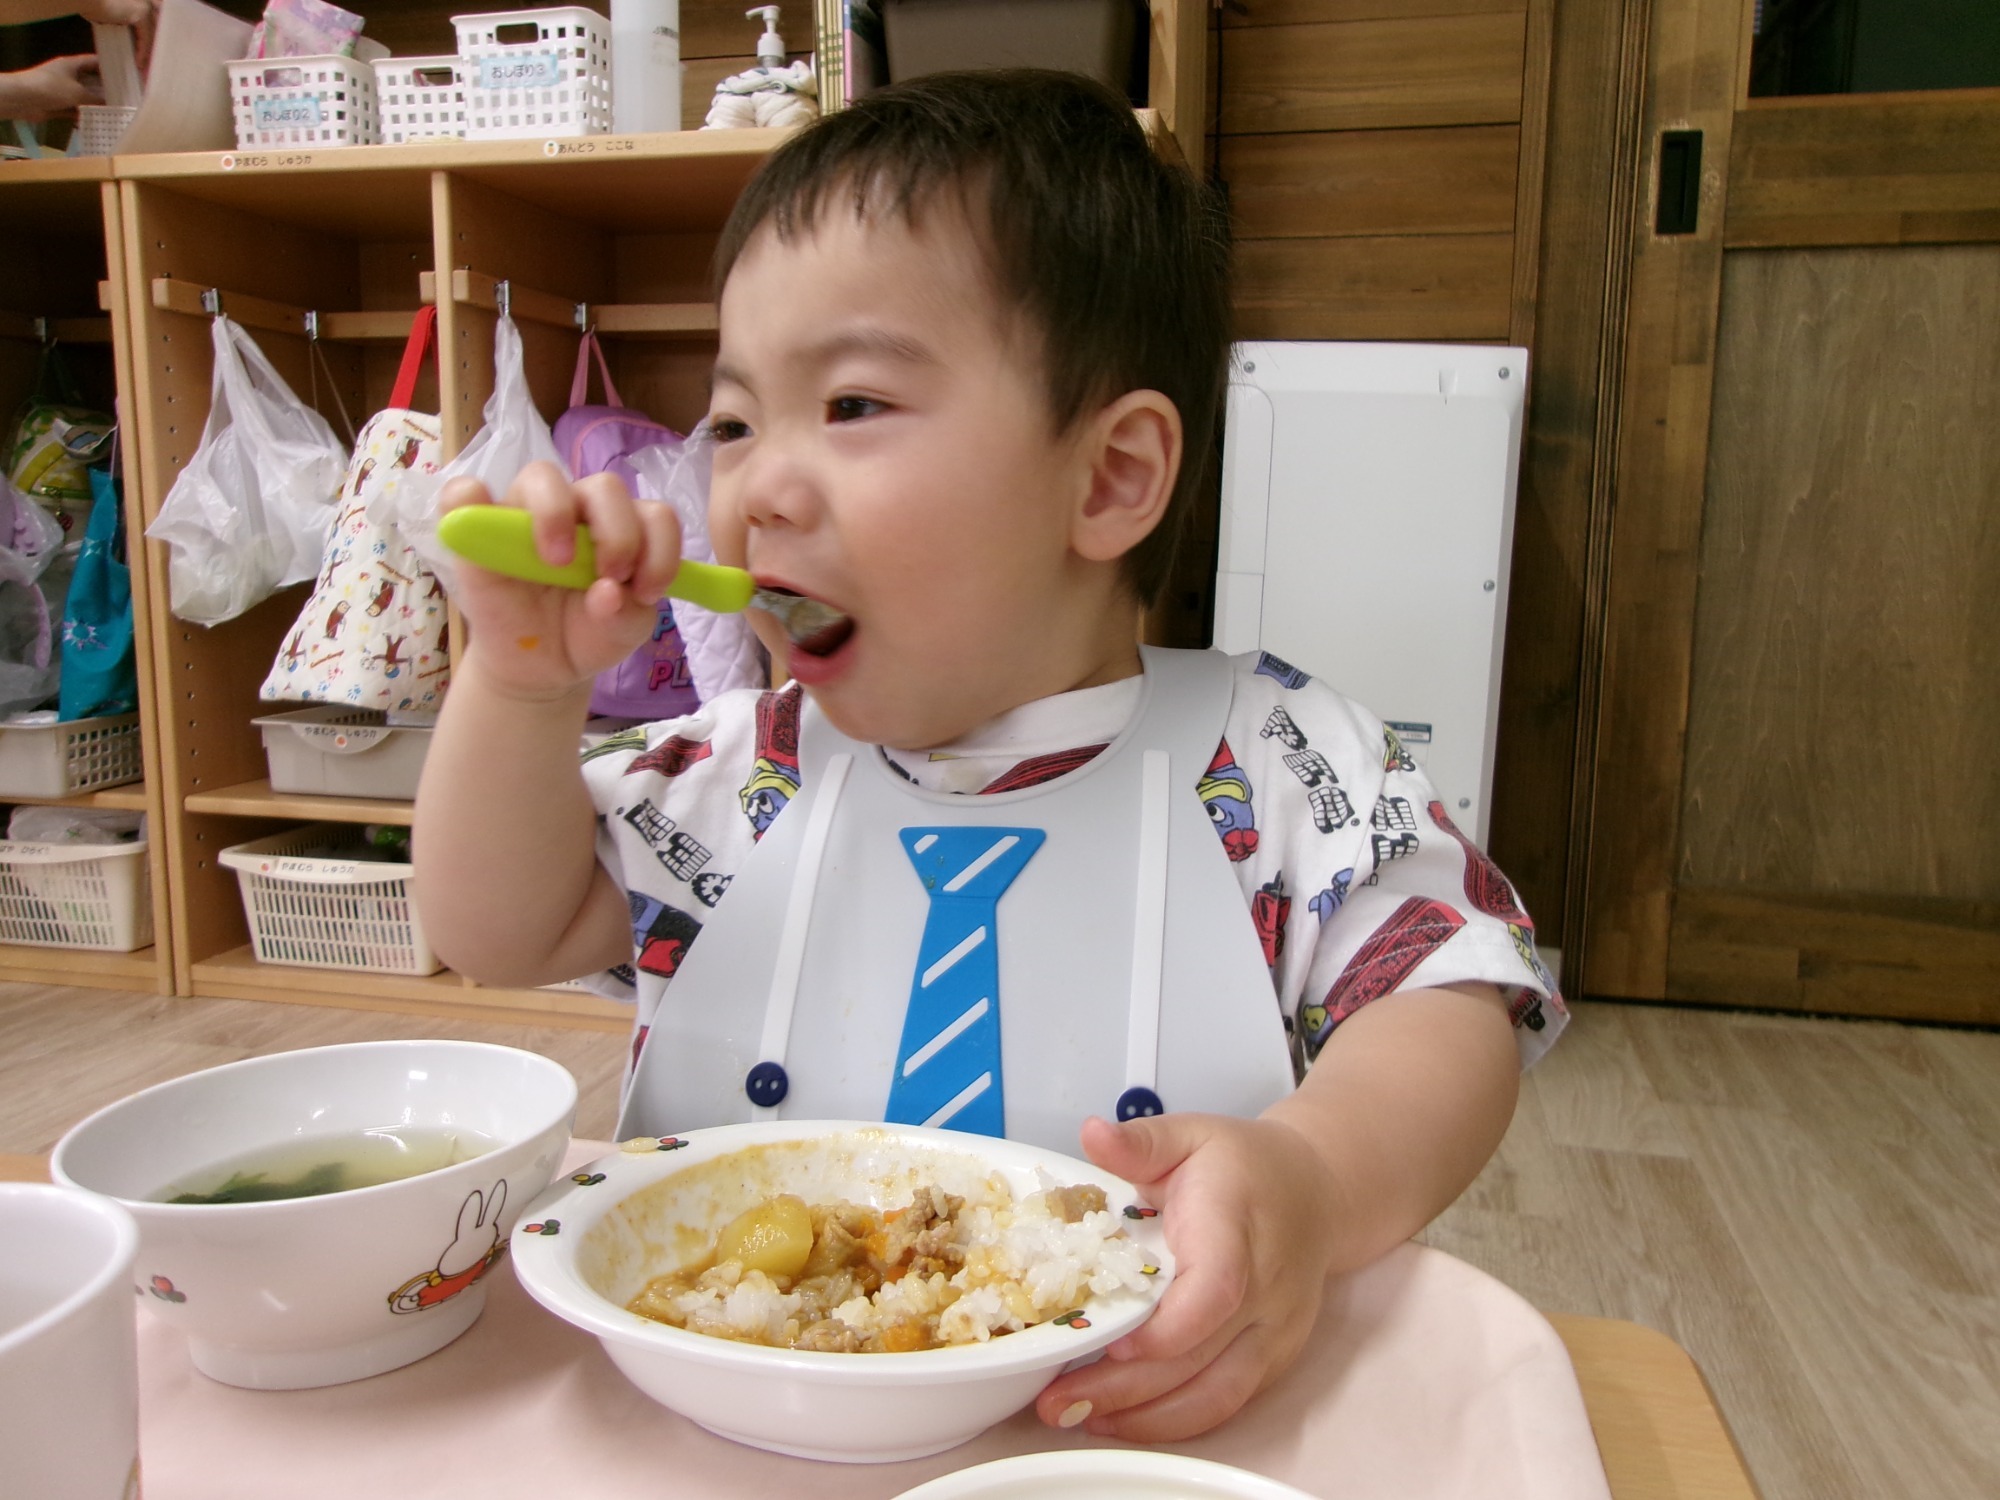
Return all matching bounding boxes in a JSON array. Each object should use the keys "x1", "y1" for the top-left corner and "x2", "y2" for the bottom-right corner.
[{"x1": 414, "y1": 69, "x2": 1566, "y2": 1443}]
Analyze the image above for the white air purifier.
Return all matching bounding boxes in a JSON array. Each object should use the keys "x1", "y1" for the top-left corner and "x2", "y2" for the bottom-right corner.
[{"x1": 1213, "y1": 342, "x2": 1528, "y2": 846}]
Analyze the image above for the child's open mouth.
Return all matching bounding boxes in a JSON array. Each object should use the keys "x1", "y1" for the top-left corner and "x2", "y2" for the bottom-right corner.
[
  {"x1": 752, "y1": 588, "x2": 854, "y2": 658},
  {"x1": 790, "y1": 615, "x2": 855, "y2": 657}
]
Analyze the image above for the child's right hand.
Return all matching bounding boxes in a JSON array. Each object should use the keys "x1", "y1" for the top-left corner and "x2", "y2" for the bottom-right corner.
[{"x1": 441, "y1": 461, "x2": 683, "y2": 702}]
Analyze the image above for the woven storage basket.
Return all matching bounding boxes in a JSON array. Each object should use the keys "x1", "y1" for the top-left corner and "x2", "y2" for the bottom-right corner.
[
  {"x1": 0, "y1": 839, "x2": 151, "y2": 951},
  {"x1": 227, "y1": 53, "x2": 381, "y2": 148},
  {"x1": 454, "y1": 7, "x2": 612, "y2": 140},
  {"x1": 0, "y1": 714, "x2": 142, "y2": 797},
  {"x1": 218, "y1": 824, "x2": 439, "y2": 976}
]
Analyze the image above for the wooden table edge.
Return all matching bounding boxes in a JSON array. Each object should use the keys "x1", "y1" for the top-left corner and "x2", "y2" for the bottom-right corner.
[
  {"x1": 1549, "y1": 1312, "x2": 1764, "y2": 1500},
  {"x1": 0, "y1": 1152, "x2": 50, "y2": 1182}
]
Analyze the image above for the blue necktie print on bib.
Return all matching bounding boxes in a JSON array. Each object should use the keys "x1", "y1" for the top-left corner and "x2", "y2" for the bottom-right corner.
[{"x1": 885, "y1": 827, "x2": 1045, "y2": 1136}]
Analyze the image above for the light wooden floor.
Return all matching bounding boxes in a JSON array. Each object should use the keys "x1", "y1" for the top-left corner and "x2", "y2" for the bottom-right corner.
[{"x1": 4, "y1": 986, "x2": 1995, "y2": 1500}]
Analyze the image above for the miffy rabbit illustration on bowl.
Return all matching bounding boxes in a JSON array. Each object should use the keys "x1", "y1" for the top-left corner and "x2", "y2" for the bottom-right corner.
[
  {"x1": 53, "y1": 1041, "x2": 576, "y2": 1390},
  {"x1": 389, "y1": 1179, "x2": 509, "y2": 1313}
]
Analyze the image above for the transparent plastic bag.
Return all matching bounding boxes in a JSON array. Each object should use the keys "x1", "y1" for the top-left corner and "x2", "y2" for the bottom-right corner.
[
  {"x1": 0, "y1": 474, "x2": 71, "y2": 715},
  {"x1": 7, "y1": 805, "x2": 145, "y2": 844},
  {"x1": 627, "y1": 433, "x2": 766, "y2": 703},
  {"x1": 382, "y1": 315, "x2": 564, "y2": 586},
  {"x1": 0, "y1": 586, "x2": 56, "y2": 716},
  {"x1": 144, "y1": 315, "x2": 347, "y2": 626},
  {"x1": 0, "y1": 473, "x2": 67, "y2": 587}
]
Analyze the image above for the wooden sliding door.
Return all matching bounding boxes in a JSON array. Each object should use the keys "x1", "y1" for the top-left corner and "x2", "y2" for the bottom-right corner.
[{"x1": 1581, "y1": 0, "x2": 2000, "y2": 1022}]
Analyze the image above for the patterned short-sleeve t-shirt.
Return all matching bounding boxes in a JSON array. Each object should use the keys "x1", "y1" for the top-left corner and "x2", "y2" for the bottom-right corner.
[{"x1": 581, "y1": 650, "x2": 1567, "y2": 1083}]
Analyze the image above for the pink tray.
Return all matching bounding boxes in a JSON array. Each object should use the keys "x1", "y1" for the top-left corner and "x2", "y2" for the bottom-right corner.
[{"x1": 134, "y1": 1144, "x2": 1612, "y2": 1499}]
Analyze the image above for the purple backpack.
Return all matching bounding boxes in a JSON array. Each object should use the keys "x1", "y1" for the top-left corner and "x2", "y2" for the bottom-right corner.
[{"x1": 554, "y1": 333, "x2": 700, "y2": 721}]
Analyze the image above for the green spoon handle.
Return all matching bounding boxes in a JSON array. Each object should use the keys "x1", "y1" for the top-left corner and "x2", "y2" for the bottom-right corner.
[{"x1": 435, "y1": 505, "x2": 755, "y2": 613}]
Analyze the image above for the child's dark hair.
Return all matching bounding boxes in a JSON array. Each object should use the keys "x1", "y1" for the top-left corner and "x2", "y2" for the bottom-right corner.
[{"x1": 713, "y1": 69, "x2": 1232, "y2": 606}]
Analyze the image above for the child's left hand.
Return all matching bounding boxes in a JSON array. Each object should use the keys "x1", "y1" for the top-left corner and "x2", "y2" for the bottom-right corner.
[
  {"x1": 1033, "y1": 1111, "x2": 1340, "y2": 1442},
  {"x1": 1033, "y1": 983, "x2": 1521, "y2": 1443}
]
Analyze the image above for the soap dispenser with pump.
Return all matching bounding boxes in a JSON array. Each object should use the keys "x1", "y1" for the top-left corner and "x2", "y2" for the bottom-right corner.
[{"x1": 749, "y1": 5, "x2": 786, "y2": 71}]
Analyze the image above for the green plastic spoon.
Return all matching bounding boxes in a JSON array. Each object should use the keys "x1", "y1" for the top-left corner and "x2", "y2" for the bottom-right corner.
[
  {"x1": 437, "y1": 505, "x2": 753, "y2": 610},
  {"x1": 435, "y1": 504, "x2": 847, "y2": 642}
]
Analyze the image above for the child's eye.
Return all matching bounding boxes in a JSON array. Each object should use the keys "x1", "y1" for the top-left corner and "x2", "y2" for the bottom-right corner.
[
  {"x1": 827, "y1": 396, "x2": 886, "y2": 423},
  {"x1": 702, "y1": 417, "x2": 751, "y2": 444}
]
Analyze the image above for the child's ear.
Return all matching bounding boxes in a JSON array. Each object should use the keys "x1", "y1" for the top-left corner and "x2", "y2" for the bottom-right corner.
[{"x1": 1071, "y1": 390, "x2": 1182, "y2": 565}]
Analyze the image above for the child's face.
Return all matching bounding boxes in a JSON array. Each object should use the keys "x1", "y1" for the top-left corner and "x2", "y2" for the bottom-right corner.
[{"x1": 706, "y1": 205, "x2": 1138, "y2": 749}]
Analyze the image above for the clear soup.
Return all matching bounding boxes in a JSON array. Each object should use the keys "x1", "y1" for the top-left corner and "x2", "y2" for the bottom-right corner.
[{"x1": 157, "y1": 1124, "x2": 496, "y2": 1204}]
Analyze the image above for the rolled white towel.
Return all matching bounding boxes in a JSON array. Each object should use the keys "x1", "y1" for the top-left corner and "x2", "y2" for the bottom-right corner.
[
  {"x1": 701, "y1": 59, "x2": 820, "y2": 130},
  {"x1": 755, "y1": 89, "x2": 817, "y2": 128},
  {"x1": 704, "y1": 91, "x2": 758, "y2": 129}
]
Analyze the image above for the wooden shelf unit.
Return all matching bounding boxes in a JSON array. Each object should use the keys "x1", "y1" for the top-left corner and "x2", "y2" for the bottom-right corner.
[
  {"x1": 2, "y1": 22, "x2": 1207, "y2": 1023},
  {"x1": 186, "y1": 942, "x2": 626, "y2": 1029},
  {"x1": 0, "y1": 942, "x2": 162, "y2": 989},
  {"x1": 182, "y1": 780, "x2": 415, "y2": 825},
  {"x1": 2, "y1": 785, "x2": 152, "y2": 813},
  {"x1": 111, "y1": 136, "x2": 779, "y2": 1019}
]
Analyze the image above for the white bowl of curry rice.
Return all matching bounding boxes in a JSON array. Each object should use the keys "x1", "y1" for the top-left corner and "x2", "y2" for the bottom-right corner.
[{"x1": 507, "y1": 1120, "x2": 1174, "y2": 1463}]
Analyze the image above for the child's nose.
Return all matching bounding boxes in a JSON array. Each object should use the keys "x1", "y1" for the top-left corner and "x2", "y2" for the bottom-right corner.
[{"x1": 735, "y1": 441, "x2": 820, "y2": 531}]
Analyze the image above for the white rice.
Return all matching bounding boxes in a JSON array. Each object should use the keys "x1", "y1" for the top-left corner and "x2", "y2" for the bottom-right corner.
[{"x1": 661, "y1": 1174, "x2": 1156, "y2": 1348}]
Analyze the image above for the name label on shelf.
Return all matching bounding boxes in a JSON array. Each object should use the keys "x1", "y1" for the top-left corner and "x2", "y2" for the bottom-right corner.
[
  {"x1": 539, "y1": 137, "x2": 639, "y2": 157},
  {"x1": 479, "y1": 53, "x2": 562, "y2": 90},
  {"x1": 219, "y1": 152, "x2": 317, "y2": 170},
  {"x1": 253, "y1": 96, "x2": 322, "y2": 131},
  {"x1": 251, "y1": 856, "x2": 413, "y2": 884}
]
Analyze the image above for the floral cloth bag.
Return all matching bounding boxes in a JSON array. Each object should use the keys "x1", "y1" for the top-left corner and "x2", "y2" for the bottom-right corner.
[{"x1": 258, "y1": 308, "x2": 451, "y2": 713}]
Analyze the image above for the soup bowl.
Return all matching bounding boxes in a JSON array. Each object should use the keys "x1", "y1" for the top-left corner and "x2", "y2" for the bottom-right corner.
[
  {"x1": 510, "y1": 1120, "x2": 1173, "y2": 1463},
  {"x1": 52, "y1": 1040, "x2": 576, "y2": 1390}
]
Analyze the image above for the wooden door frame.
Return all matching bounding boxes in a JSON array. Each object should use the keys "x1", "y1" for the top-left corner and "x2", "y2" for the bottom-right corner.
[
  {"x1": 1486, "y1": 0, "x2": 1656, "y2": 987},
  {"x1": 1578, "y1": 0, "x2": 2000, "y2": 1012},
  {"x1": 1577, "y1": 0, "x2": 1756, "y2": 1000}
]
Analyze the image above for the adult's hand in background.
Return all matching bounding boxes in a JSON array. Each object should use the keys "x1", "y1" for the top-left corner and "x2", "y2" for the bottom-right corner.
[{"x1": 0, "y1": 54, "x2": 102, "y2": 122}]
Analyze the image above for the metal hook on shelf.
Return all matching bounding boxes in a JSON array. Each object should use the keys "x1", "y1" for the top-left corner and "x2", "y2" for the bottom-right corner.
[
  {"x1": 434, "y1": 270, "x2": 602, "y2": 334},
  {"x1": 2, "y1": 310, "x2": 121, "y2": 346},
  {"x1": 151, "y1": 276, "x2": 417, "y2": 347},
  {"x1": 302, "y1": 307, "x2": 356, "y2": 447}
]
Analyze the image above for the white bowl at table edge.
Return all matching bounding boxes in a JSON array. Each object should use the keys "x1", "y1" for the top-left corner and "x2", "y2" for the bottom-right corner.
[{"x1": 511, "y1": 1122, "x2": 1174, "y2": 1376}]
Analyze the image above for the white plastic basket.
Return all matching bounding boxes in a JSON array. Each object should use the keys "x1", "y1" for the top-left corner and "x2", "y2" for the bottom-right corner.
[
  {"x1": 254, "y1": 706, "x2": 434, "y2": 800},
  {"x1": 74, "y1": 104, "x2": 136, "y2": 155},
  {"x1": 0, "y1": 839, "x2": 151, "y2": 952},
  {"x1": 0, "y1": 714, "x2": 143, "y2": 797},
  {"x1": 218, "y1": 824, "x2": 440, "y2": 976},
  {"x1": 371, "y1": 54, "x2": 469, "y2": 143},
  {"x1": 454, "y1": 6, "x2": 613, "y2": 140},
  {"x1": 228, "y1": 53, "x2": 382, "y2": 148}
]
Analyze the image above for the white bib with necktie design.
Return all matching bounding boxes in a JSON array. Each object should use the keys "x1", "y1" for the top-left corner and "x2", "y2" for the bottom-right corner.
[{"x1": 616, "y1": 646, "x2": 1296, "y2": 1153}]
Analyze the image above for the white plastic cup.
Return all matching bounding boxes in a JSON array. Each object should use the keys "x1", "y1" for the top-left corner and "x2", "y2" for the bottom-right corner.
[{"x1": 0, "y1": 1182, "x2": 142, "y2": 1499}]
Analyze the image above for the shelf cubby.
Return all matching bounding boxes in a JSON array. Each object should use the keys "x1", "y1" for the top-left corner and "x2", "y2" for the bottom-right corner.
[
  {"x1": 120, "y1": 160, "x2": 440, "y2": 999},
  {"x1": 0, "y1": 159, "x2": 174, "y2": 995},
  {"x1": 109, "y1": 138, "x2": 776, "y2": 1023}
]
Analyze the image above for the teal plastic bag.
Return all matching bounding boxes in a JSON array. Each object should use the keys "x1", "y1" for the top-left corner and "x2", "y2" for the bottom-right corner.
[{"x1": 58, "y1": 466, "x2": 137, "y2": 720}]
